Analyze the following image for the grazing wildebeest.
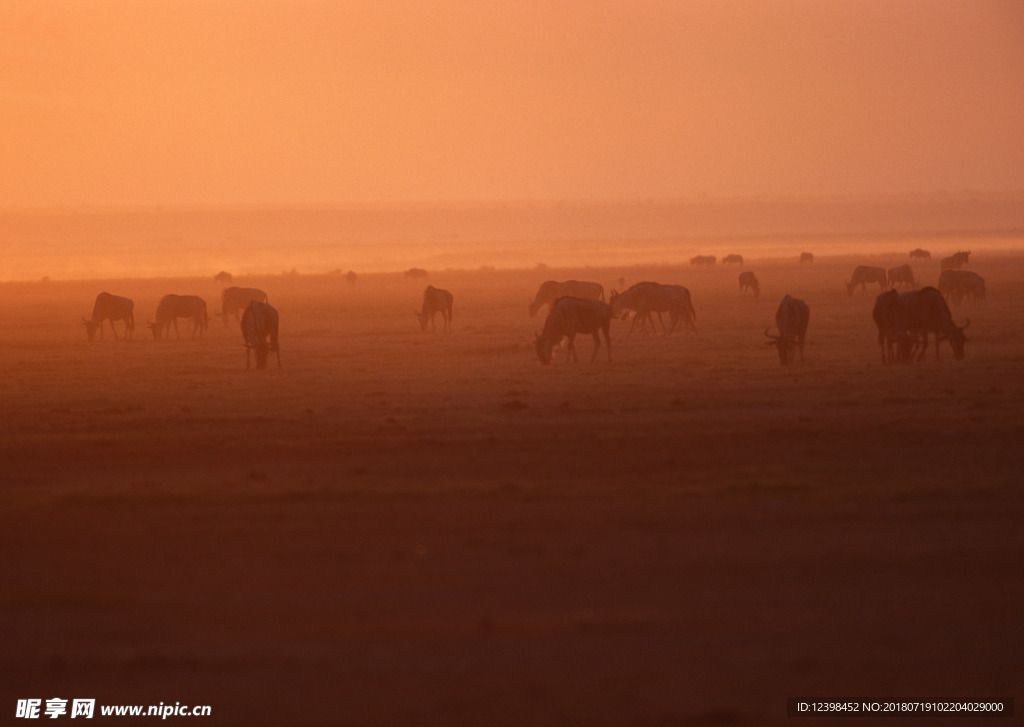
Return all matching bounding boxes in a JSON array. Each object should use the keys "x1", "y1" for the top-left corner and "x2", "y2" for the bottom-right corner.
[
  {"x1": 738, "y1": 271, "x2": 760, "y2": 298},
  {"x1": 846, "y1": 265, "x2": 888, "y2": 296},
  {"x1": 876, "y1": 287, "x2": 968, "y2": 362},
  {"x1": 82, "y1": 292, "x2": 134, "y2": 341},
  {"x1": 214, "y1": 270, "x2": 233, "y2": 284},
  {"x1": 909, "y1": 248, "x2": 931, "y2": 260},
  {"x1": 405, "y1": 267, "x2": 429, "y2": 279},
  {"x1": 690, "y1": 255, "x2": 716, "y2": 266},
  {"x1": 221, "y1": 286, "x2": 268, "y2": 326},
  {"x1": 528, "y1": 280, "x2": 605, "y2": 318},
  {"x1": 609, "y1": 282, "x2": 696, "y2": 336},
  {"x1": 800, "y1": 252, "x2": 814, "y2": 264},
  {"x1": 723, "y1": 254, "x2": 744, "y2": 265},
  {"x1": 414, "y1": 285, "x2": 454, "y2": 333},
  {"x1": 147, "y1": 295, "x2": 208, "y2": 340},
  {"x1": 939, "y1": 270, "x2": 985, "y2": 306},
  {"x1": 765, "y1": 295, "x2": 809, "y2": 366},
  {"x1": 534, "y1": 297, "x2": 612, "y2": 365},
  {"x1": 940, "y1": 250, "x2": 970, "y2": 271},
  {"x1": 887, "y1": 264, "x2": 917, "y2": 291},
  {"x1": 241, "y1": 300, "x2": 280, "y2": 370}
]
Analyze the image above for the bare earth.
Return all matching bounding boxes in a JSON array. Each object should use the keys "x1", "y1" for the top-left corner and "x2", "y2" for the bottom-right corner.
[{"x1": 1, "y1": 253, "x2": 1022, "y2": 725}]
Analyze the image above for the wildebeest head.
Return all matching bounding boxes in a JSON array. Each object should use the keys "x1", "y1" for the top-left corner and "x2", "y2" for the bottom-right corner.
[
  {"x1": 82, "y1": 317, "x2": 99, "y2": 341},
  {"x1": 764, "y1": 327, "x2": 796, "y2": 366},
  {"x1": 413, "y1": 310, "x2": 430, "y2": 331},
  {"x1": 146, "y1": 320, "x2": 164, "y2": 340},
  {"x1": 947, "y1": 319, "x2": 969, "y2": 360}
]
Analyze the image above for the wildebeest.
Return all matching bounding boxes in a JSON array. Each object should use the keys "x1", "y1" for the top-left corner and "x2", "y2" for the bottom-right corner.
[
  {"x1": 82, "y1": 292, "x2": 134, "y2": 341},
  {"x1": 404, "y1": 267, "x2": 428, "y2": 279},
  {"x1": 241, "y1": 300, "x2": 280, "y2": 369},
  {"x1": 723, "y1": 254, "x2": 744, "y2": 265},
  {"x1": 738, "y1": 271, "x2": 760, "y2": 298},
  {"x1": 887, "y1": 264, "x2": 917, "y2": 291},
  {"x1": 846, "y1": 265, "x2": 887, "y2": 296},
  {"x1": 909, "y1": 248, "x2": 931, "y2": 260},
  {"x1": 221, "y1": 286, "x2": 268, "y2": 325},
  {"x1": 940, "y1": 250, "x2": 970, "y2": 271},
  {"x1": 765, "y1": 295, "x2": 809, "y2": 366},
  {"x1": 690, "y1": 255, "x2": 716, "y2": 266},
  {"x1": 534, "y1": 297, "x2": 611, "y2": 365},
  {"x1": 415, "y1": 285, "x2": 454, "y2": 333},
  {"x1": 345, "y1": 270, "x2": 358, "y2": 285},
  {"x1": 872, "y1": 289, "x2": 907, "y2": 364},
  {"x1": 528, "y1": 280, "x2": 605, "y2": 318},
  {"x1": 214, "y1": 270, "x2": 233, "y2": 284},
  {"x1": 938, "y1": 270, "x2": 986, "y2": 306},
  {"x1": 800, "y1": 252, "x2": 814, "y2": 264},
  {"x1": 147, "y1": 295, "x2": 208, "y2": 340},
  {"x1": 609, "y1": 282, "x2": 696, "y2": 336},
  {"x1": 873, "y1": 287, "x2": 968, "y2": 363}
]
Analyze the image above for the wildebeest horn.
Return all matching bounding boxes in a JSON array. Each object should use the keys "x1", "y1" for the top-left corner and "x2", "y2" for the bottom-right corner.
[
  {"x1": 764, "y1": 327, "x2": 779, "y2": 340},
  {"x1": 961, "y1": 318, "x2": 970, "y2": 331}
]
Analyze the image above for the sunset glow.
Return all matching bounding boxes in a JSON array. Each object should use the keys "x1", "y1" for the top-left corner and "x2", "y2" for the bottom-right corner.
[{"x1": 2, "y1": 0, "x2": 1022, "y2": 208}]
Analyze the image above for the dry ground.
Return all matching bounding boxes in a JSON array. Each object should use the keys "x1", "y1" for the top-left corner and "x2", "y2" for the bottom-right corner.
[{"x1": 1, "y1": 252, "x2": 1022, "y2": 725}]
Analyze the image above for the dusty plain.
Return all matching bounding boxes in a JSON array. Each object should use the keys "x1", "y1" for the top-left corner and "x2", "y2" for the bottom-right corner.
[{"x1": 1, "y1": 252, "x2": 1022, "y2": 725}]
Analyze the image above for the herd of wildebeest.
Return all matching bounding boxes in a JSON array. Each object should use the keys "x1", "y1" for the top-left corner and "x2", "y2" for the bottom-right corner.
[{"x1": 80, "y1": 247, "x2": 981, "y2": 368}]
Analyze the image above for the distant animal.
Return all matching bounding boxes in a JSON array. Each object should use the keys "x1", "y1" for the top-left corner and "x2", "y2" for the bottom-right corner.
[
  {"x1": 214, "y1": 271, "x2": 233, "y2": 284},
  {"x1": 534, "y1": 297, "x2": 612, "y2": 365},
  {"x1": 82, "y1": 292, "x2": 134, "y2": 341},
  {"x1": 723, "y1": 254, "x2": 744, "y2": 265},
  {"x1": 414, "y1": 285, "x2": 454, "y2": 333},
  {"x1": 690, "y1": 255, "x2": 716, "y2": 266},
  {"x1": 404, "y1": 267, "x2": 429, "y2": 279},
  {"x1": 765, "y1": 295, "x2": 809, "y2": 366},
  {"x1": 800, "y1": 252, "x2": 814, "y2": 264},
  {"x1": 609, "y1": 282, "x2": 696, "y2": 336},
  {"x1": 846, "y1": 265, "x2": 888, "y2": 296},
  {"x1": 873, "y1": 287, "x2": 968, "y2": 363},
  {"x1": 887, "y1": 264, "x2": 917, "y2": 291},
  {"x1": 528, "y1": 280, "x2": 604, "y2": 318},
  {"x1": 221, "y1": 286, "x2": 268, "y2": 325},
  {"x1": 345, "y1": 270, "x2": 357, "y2": 284},
  {"x1": 147, "y1": 294, "x2": 208, "y2": 340},
  {"x1": 738, "y1": 271, "x2": 760, "y2": 298},
  {"x1": 940, "y1": 250, "x2": 971, "y2": 271},
  {"x1": 938, "y1": 270, "x2": 986, "y2": 306},
  {"x1": 241, "y1": 300, "x2": 280, "y2": 370},
  {"x1": 909, "y1": 248, "x2": 931, "y2": 260}
]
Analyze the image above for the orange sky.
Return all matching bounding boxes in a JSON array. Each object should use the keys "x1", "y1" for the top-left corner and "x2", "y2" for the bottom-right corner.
[{"x1": 2, "y1": 0, "x2": 1023, "y2": 208}]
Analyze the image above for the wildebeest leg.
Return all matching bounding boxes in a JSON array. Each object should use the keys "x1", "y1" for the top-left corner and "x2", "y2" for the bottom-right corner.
[
  {"x1": 566, "y1": 333, "x2": 577, "y2": 363},
  {"x1": 667, "y1": 311, "x2": 679, "y2": 335},
  {"x1": 627, "y1": 311, "x2": 642, "y2": 337},
  {"x1": 602, "y1": 324, "x2": 612, "y2": 361}
]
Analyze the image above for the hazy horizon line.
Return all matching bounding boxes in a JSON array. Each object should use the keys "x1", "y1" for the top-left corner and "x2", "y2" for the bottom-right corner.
[{"x1": 4, "y1": 190, "x2": 1024, "y2": 215}]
